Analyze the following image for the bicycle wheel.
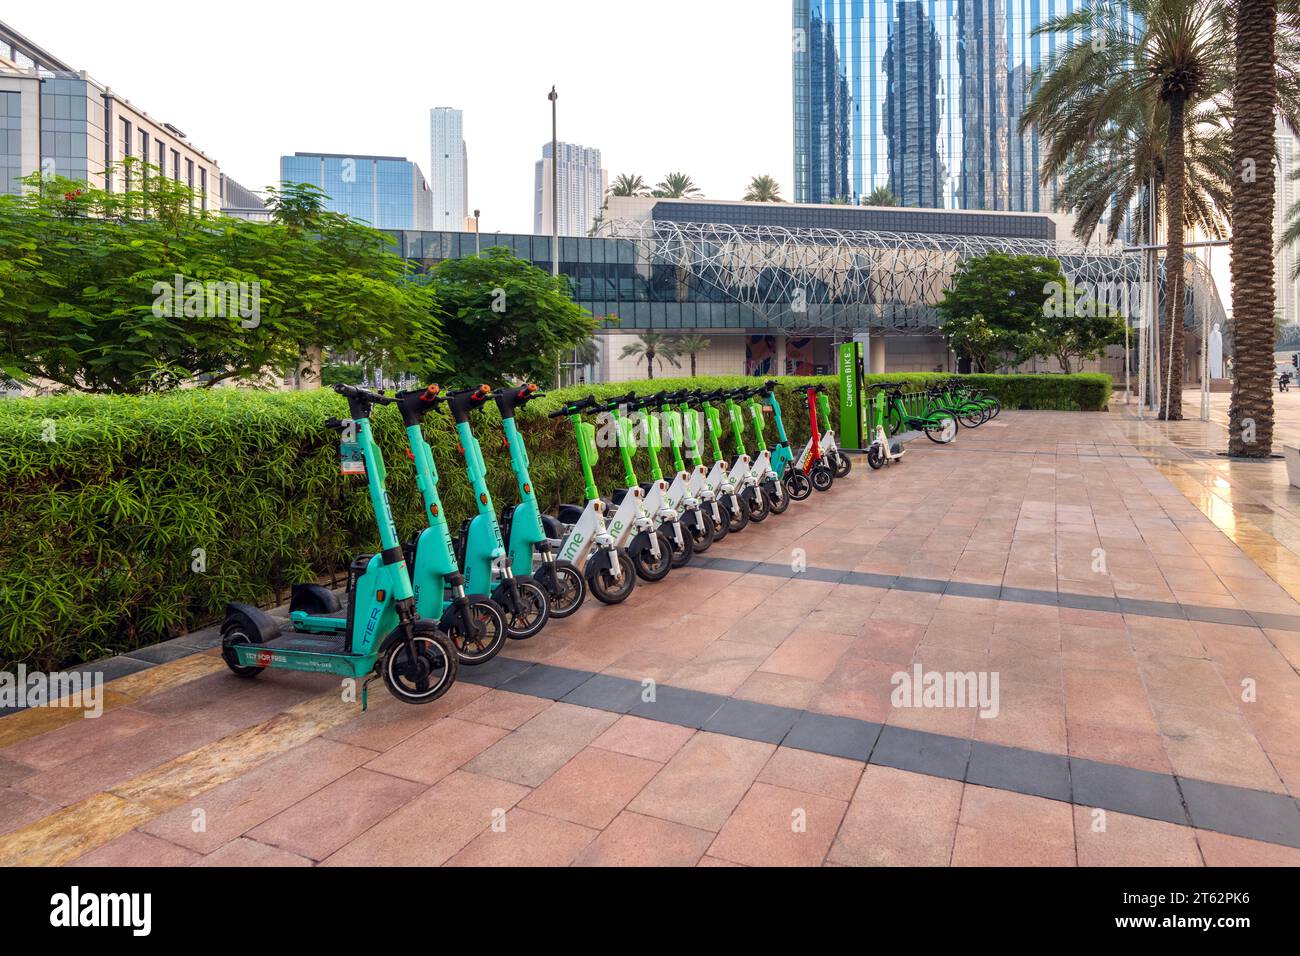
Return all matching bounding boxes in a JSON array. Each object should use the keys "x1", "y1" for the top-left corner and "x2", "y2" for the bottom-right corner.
[{"x1": 924, "y1": 411, "x2": 958, "y2": 444}]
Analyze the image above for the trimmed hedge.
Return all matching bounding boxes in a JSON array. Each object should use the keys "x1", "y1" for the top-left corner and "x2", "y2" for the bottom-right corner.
[{"x1": 0, "y1": 372, "x2": 1107, "y2": 669}]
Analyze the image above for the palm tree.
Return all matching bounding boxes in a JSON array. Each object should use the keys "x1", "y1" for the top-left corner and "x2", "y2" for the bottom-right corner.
[
  {"x1": 675, "y1": 334, "x2": 712, "y2": 376},
  {"x1": 743, "y1": 176, "x2": 783, "y2": 202},
  {"x1": 652, "y1": 172, "x2": 702, "y2": 199},
  {"x1": 864, "y1": 186, "x2": 899, "y2": 206},
  {"x1": 619, "y1": 332, "x2": 681, "y2": 380},
  {"x1": 1230, "y1": 0, "x2": 1283, "y2": 456},
  {"x1": 609, "y1": 173, "x2": 650, "y2": 198},
  {"x1": 1023, "y1": 0, "x2": 1231, "y2": 420}
]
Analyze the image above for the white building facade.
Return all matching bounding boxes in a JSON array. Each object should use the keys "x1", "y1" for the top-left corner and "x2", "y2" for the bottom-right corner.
[
  {"x1": 534, "y1": 141, "x2": 606, "y2": 237},
  {"x1": 429, "y1": 107, "x2": 467, "y2": 230}
]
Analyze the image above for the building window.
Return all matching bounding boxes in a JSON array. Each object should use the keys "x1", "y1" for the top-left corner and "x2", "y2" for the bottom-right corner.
[
  {"x1": 199, "y1": 168, "x2": 207, "y2": 211},
  {"x1": 172, "y1": 149, "x2": 180, "y2": 182}
]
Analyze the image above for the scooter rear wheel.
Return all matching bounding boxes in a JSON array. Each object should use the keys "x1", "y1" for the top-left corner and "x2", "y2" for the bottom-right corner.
[
  {"x1": 381, "y1": 622, "x2": 458, "y2": 704},
  {"x1": 587, "y1": 549, "x2": 636, "y2": 604},
  {"x1": 443, "y1": 598, "x2": 507, "y2": 665},
  {"x1": 783, "y1": 471, "x2": 812, "y2": 501},
  {"x1": 220, "y1": 626, "x2": 262, "y2": 678},
  {"x1": 544, "y1": 560, "x2": 586, "y2": 619}
]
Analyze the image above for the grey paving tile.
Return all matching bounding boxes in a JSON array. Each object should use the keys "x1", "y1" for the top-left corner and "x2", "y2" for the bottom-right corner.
[
  {"x1": 1179, "y1": 778, "x2": 1300, "y2": 849},
  {"x1": 784, "y1": 712, "x2": 881, "y2": 762},
  {"x1": 703, "y1": 699, "x2": 801, "y2": 744},
  {"x1": 124, "y1": 640, "x2": 203, "y2": 665},
  {"x1": 893, "y1": 576, "x2": 947, "y2": 594},
  {"x1": 999, "y1": 586, "x2": 1058, "y2": 606},
  {"x1": 1070, "y1": 757, "x2": 1188, "y2": 825},
  {"x1": 1059, "y1": 593, "x2": 1120, "y2": 614},
  {"x1": 1182, "y1": 605, "x2": 1255, "y2": 627},
  {"x1": 871, "y1": 725, "x2": 971, "y2": 781},
  {"x1": 944, "y1": 581, "x2": 1000, "y2": 600},
  {"x1": 499, "y1": 663, "x2": 592, "y2": 700},
  {"x1": 628, "y1": 685, "x2": 726, "y2": 729},
  {"x1": 69, "y1": 655, "x2": 155, "y2": 684},
  {"x1": 1117, "y1": 598, "x2": 1186, "y2": 620},
  {"x1": 1247, "y1": 610, "x2": 1300, "y2": 633},
  {"x1": 457, "y1": 655, "x2": 535, "y2": 689},
  {"x1": 843, "y1": 571, "x2": 897, "y2": 590},
  {"x1": 966, "y1": 741, "x2": 1071, "y2": 802},
  {"x1": 561, "y1": 674, "x2": 644, "y2": 714}
]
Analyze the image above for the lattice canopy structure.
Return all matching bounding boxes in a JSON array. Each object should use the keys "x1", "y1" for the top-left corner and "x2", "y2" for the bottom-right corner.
[{"x1": 598, "y1": 218, "x2": 1226, "y2": 336}]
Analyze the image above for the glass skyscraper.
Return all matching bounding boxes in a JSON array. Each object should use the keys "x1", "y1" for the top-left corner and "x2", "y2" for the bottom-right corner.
[
  {"x1": 279, "y1": 153, "x2": 434, "y2": 230},
  {"x1": 793, "y1": 0, "x2": 1130, "y2": 212}
]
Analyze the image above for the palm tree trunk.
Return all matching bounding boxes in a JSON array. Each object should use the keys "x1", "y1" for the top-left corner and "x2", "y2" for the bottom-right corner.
[
  {"x1": 647, "y1": 351, "x2": 655, "y2": 380},
  {"x1": 690, "y1": 353, "x2": 697, "y2": 377},
  {"x1": 1161, "y1": 94, "x2": 1187, "y2": 420},
  {"x1": 1228, "y1": 0, "x2": 1278, "y2": 457}
]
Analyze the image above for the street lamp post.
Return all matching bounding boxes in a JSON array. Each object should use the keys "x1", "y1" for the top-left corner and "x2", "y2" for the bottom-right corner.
[
  {"x1": 473, "y1": 208, "x2": 481, "y2": 256},
  {"x1": 549, "y1": 85, "x2": 561, "y2": 387}
]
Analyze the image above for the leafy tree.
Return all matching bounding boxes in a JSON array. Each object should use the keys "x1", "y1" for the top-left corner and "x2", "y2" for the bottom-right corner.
[
  {"x1": 1039, "y1": 286, "x2": 1128, "y2": 372},
  {"x1": 864, "y1": 186, "x2": 899, "y2": 206},
  {"x1": 743, "y1": 176, "x2": 783, "y2": 202},
  {"x1": 427, "y1": 246, "x2": 598, "y2": 387},
  {"x1": 675, "y1": 334, "x2": 712, "y2": 376},
  {"x1": 0, "y1": 166, "x2": 440, "y2": 393},
  {"x1": 938, "y1": 253, "x2": 1070, "y2": 370},
  {"x1": 653, "y1": 173, "x2": 702, "y2": 199},
  {"x1": 619, "y1": 332, "x2": 681, "y2": 379},
  {"x1": 609, "y1": 174, "x2": 650, "y2": 198}
]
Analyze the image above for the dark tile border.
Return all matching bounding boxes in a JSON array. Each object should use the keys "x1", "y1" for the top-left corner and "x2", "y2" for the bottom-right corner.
[{"x1": 475, "y1": 658, "x2": 1300, "y2": 850}]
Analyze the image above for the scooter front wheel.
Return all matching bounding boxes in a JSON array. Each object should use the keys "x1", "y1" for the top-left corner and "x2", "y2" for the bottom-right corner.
[
  {"x1": 833, "y1": 451, "x2": 852, "y2": 478},
  {"x1": 631, "y1": 529, "x2": 674, "y2": 582},
  {"x1": 587, "y1": 549, "x2": 636, "y2": 604},
  {"x1": 443, "y1": 598, "x2": 507, "y2": 665},
  {"x1": 544, "y1": 560, "x2": 586, "y2": 619},
  {"x1": 783, "y1": 471, "x2": 812, "y2": 501},
  {"x1": 707, "y1": 505, "x2": 728, "y2": 542},
  {"x1": 503, "y1": 578, "x2": 550, "y2": 640},
  {"x1": 381, "y1": 623, "x2": 458, "y2": 704},
  {"x1": 811, "y1": 465, "x2": 834, "y2": 492},
  {"x1": 867, "y1": 445, "x2": 887, "y2": 469},
  {"x1": 745, "y1": 488, "x2": 770, "y2": 523},
  {"x1": 688, "y1": 510, "x2": 715, "y2": 553},
  {"x1": 764, "y1": 480, "x2": 789, "y2": 515},
  {"x1": 668, "y1": 522, "x2": 694, "y2": 568},
  {"x1": 726, "y1": 497, "x2": 749, "y2": 534}
]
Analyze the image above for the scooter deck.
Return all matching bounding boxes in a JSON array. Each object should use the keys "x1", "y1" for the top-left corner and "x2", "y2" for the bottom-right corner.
[{"x1": 263, "y1": 632, "x2": 349, "y2": 654}]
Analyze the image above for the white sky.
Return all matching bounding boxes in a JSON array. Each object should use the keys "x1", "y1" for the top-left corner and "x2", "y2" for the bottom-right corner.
[{"x1": 7, "y1": 1, "x2": 795, "y2": 234}]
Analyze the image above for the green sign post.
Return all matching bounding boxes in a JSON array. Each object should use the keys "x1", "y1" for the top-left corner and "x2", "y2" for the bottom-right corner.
[{"x1": 837, "y1": 341, "x2": 865, "y2": 449}]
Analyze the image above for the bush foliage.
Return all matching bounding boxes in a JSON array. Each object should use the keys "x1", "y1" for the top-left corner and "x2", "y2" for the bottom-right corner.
[{"x1": 0, "y1": 372, "x2": 1108, "y2": 669}]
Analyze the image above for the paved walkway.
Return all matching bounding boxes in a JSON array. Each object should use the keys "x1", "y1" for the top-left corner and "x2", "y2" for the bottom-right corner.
[{"x1": 2, "y1": 404, "x2": 1299, "y2": 867}]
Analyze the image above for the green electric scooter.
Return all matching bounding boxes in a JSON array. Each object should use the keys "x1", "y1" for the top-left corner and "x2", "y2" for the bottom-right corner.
[
  {"x1": 221, "y1": 384, "x2": 458, "y2": 706},
  {"x1": 494, "y1": 383, "x2": 586, "y2": 618},
  {"x1": 444, "y1": 385, "x2": 551, "y2": 639}
]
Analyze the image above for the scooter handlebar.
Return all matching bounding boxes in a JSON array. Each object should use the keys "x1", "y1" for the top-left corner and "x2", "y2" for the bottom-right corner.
[
  {"x1": 333, "y1": 383, "x2": 396, "y2": 405},
  {"x1": 548, "y1": 394, "x2": 600, "y2": 419}
]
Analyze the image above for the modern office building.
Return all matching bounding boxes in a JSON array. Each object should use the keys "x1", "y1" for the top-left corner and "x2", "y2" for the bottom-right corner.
[
  {"x1": 0, "y1": 20, "x2": 222, "y2": 205},
  {"x1": 279, "y1": 152, "x2": 434, "y2": 230},
  {"x1": 534, "y1": 141, "x2": 607, "y2": 237},
  {"x1": 389, "y1": 196, "x2": 1225, "y2": 383},
  {"x1": 791, "y1": 0, "x2": 1138, "y2": 212},
  {"x1": 429, "y1": 107, "x2": 467, "y2": 229},
  {"x1": 1276, "y1": 117, "x2": 1300, "y2": 328},
  {"x1": 220, "y1": 176, "x2": 272, "y2": 221}
]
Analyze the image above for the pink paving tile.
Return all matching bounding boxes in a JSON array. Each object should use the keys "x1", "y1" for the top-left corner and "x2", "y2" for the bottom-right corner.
[
  {"x1": 1149, "y1": 702, "x2": 1285, "y2": 793},
  {"x1": 590, "y1": 714, "x2": 695, "y2": 763},
  {"x1": 627, "y1": 732, "x2": 774, "y2": 832},
  {"x1": 519, "y1": 747, "x2": 662, "y2": 829},
  {"x1": 0, "y1": 786, "x2": 58, "y2": 837},
  {"x1": 142, "y1": 737, "x2": 377, "y2": 854},
  {"x1": 852, "y1": 620, "x2": 927, "y2": 666},
  {"x1": 733, "y1": 671, "x2": 823, "y2": 710},
  {"x1": 445, "y1": 808, "x2": 597, "y2": 866},
  {"x1": 364, "y1": 717, "x2": 507, "y2": 786},
  {"x1": 958, "y1": 784, "x2": 1074, "y2": 849},
  {"x1": 698, "y1": 855, "x2": 744, "y2": 866},
  {"x1": 758, "y1": 628, "x2": 854, "y2": 682},
  {"x1": 951, "y1": 825, "x2": 1076, "y2": 866},
  {"x1": 669, "y1": 640, "x2": 772, "y2": 696},
  {"x1": 1072, "y1": 807, "x2": 1202, "y2": 867},
  {"x1": 321, "y1": 680, "x2": 489, "y2": 752},
  {"x1": 0, "y1": 706, "x2": 162, "y2": 771},
  {"x1": 464, "y1": 703, "x2": 617, "y2": 787},
  {"x1": 246, "y1": 768, "x2": 424, "y2": 862},
  {"x1": 0, "y1": 756, "x2": 35, "y2": 789},
  {"x1": 828, "y1": 764, "x2": 963, "y2": 866},
  {"x1": 572, "y1": 811, "x2": 715, "y2": 867},
  {"x1": 1195, "y1": 829, "x2": 1300, "y2": 866},
  {"x1": 757, "y1": 747, "x2": 864, "y2": 801},
  {"x1": 322, "y1": 770, "x2": 529, "y2": 867},
  {"x1": 451, "y1": 689, "x2": 552, "y2": 730},
  {"x1": 707, "y1": 782, "x2": 847, "y2": 867},
  {"x1": 70, "y1": 830, "x2": 201, "y2": 867},
  {"x1": 194, "y1": 837, "x2": 313, "y2": 867}
]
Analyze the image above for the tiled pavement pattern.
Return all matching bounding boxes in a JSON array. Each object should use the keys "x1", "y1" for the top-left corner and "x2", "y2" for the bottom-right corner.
[{"x1": 2, "y1": 403, "x2": 1300, "y2": 866}]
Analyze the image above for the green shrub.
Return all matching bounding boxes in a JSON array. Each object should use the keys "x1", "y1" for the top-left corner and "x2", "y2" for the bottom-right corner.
[{"x1": 0, "y1": 372, "x2": 1107, "y2": 669}]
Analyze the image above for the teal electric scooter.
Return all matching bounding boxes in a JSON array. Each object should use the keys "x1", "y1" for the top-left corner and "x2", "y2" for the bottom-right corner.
[
  {"x1": 494, "y1": 383, "x2": 587, "y2": 618},
  {"x1": 758, "y1": 380, "x2": 811, "y2": 499},
  {"x1": 444, "y1": 385, "x2": 551, "y2": 639},
  {"x1": 221, "y1": 384, "x2": 458, "y2": 706}
]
